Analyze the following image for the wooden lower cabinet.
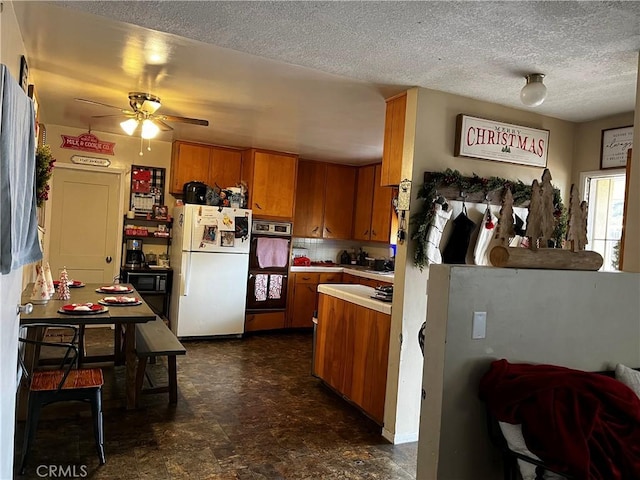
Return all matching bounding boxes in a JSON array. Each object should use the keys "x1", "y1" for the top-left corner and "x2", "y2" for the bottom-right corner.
[
  {"x1": 245, "y1": 311, "x2": 286, "y2": 332},
  {"x1": 288, "y1": 272, "x2": 342, "y2": 328},
  {"x1": 314, "y1": 293, "x2": 391, "y2": 424}
]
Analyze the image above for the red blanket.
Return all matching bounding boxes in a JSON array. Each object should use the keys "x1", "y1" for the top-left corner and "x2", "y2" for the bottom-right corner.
[{"x1": 479, "y1": 359, "x2": 640, "y2": 479}]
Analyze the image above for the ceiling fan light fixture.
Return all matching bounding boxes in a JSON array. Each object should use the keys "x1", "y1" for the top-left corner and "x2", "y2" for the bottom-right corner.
[
  {"x1": 520, "y1": 73, "x2": 547, "y2": 107},
  {"x1": 141, "y1": 119, "x2": 160, "y2": 139},
  {"x1": 120, "y1": 118, "x2": 139, "y2": 136}
]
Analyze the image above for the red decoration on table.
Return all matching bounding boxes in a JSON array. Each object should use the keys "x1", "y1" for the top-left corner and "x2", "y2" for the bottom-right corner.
[{"x1": 56, "y1": 267, "x2": 71, "y2": 300}]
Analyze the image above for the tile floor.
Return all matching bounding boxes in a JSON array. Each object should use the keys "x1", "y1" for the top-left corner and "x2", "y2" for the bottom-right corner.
[{"x1": 15, "y1": 329, "x2": 417, "y2": 479}]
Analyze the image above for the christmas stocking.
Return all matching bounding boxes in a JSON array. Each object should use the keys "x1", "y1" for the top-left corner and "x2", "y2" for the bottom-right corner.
[{"x1": 426, "y1": 203, "x2": 452, "y2": 264}]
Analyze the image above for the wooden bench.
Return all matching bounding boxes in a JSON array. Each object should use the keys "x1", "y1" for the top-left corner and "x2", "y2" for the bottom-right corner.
[{"x1": 135, "y1": 317, "x2": 186, "y2": 406}]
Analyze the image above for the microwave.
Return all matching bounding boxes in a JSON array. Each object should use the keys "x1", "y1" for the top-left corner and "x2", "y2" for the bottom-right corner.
[{"x1": 121, "y1": 271, "x2": 169, "y2": 293}]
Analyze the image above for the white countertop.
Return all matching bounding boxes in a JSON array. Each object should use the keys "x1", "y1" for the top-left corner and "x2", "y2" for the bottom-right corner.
[
  {"x1": 317, "y1": 284, "x2": 392, "y2": 315},
  {"x1": 290, "y1": 265, "x2": 394, "y2": 283}
]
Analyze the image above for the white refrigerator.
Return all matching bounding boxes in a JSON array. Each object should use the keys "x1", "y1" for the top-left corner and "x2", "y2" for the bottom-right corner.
[{"x1": 169, "y1": 205, "x2": 252, "y2": 338}]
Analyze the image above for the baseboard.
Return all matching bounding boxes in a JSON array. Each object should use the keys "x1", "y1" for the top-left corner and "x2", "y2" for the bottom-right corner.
[{"x1": 382, "y1": 428, "x2": 419, "y2": 445}]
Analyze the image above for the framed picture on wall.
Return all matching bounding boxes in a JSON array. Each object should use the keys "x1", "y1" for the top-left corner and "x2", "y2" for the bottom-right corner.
[
  {"x1": 19, "y1": 56, "x2": 29, "y2": 93},
  {"x1": 601, "y1": 126, "x2": 633, "y2": 169}
]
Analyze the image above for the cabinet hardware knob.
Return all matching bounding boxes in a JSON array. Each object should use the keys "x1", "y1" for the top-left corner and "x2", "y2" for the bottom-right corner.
[
  {"x1": 372, "y1": 230, "x2": 376, "y2": 236},
  {"x1": 17, "y1": 303, "x2": 33, "y2": 315},
  {"x1": 106, "y1": 256, "x2": 113, "y2": 263}
]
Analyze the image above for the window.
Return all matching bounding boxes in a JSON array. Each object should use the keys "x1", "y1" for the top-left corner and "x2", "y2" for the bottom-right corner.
[{"x1": 581, "y1": 170, "x2": 626, "y2": 271}]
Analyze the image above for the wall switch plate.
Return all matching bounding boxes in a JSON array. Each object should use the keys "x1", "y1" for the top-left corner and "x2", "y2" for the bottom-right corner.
[{"x1": 472, "y1": 311, "x2": 487, "y2": 339}]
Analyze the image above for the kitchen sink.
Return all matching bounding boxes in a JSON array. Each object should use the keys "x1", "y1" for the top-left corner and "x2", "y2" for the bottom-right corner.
[{"x1": 363, "y1": 270, "x2": 394, "y2": 276}]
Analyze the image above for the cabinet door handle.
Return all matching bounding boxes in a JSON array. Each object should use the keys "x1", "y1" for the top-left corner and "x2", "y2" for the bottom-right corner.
[
  {"x1": 325, "y1": 227, "x2": 332, "y2": 234},
  {"x1": 255, "y1": 203, "x2": 263, "y2": 210},
  {"x1": 364, "y1": 230, "x2": 369, "y2": 236},
  {"x1": 371, "y1": 230, "x2": 377, "y2": 237},
  {"x1": 312, "y1": 226, "x2": 319, "y2": 234},
  {"x1": 106, "y1": 256, "x2": 112, "y2": 263}
]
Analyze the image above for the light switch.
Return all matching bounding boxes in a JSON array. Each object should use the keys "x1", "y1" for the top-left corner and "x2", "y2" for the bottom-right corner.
[{"x1": 472, "y1": 311, "x2": 487, "y2": 339}]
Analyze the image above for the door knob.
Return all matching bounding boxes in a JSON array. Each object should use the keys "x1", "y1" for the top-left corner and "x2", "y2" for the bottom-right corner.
[
  {"x1": 17, "y1": 303, "x2": 33, "y2": 315},
  {"x1": 106, "y1": 256, "x2": 112, "y2": 263}
]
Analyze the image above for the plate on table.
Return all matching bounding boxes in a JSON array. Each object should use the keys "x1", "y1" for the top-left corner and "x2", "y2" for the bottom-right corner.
[
  {"x1": 96, "y1": 285, "x2": 134, "y2": 294},
  {"x1": 98, "y1": 296, "x2": 142, "y2": 307},
  {"x1": 58, "y1": 303, "x2": 108, "y2": 315},
  {"x1": 53, "y1": 280, "x2": 85, "y2": 288}
]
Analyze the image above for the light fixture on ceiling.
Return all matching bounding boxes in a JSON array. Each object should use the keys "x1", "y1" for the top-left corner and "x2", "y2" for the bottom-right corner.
[
  {"x1": 120, "y1": 115, "x2": 161, "y2": 156},
  {"x1": 520, "y1": 73, "x2": 547, "y2": 107}
]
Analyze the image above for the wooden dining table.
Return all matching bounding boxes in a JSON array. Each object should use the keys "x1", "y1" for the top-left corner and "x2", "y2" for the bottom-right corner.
[{"x1": 20, "y1": 283, "x2": 157, "y2": 410}]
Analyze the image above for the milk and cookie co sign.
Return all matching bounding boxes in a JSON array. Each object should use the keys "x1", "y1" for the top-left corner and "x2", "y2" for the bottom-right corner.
[
  {"x1": 60, "y1": 132, "x2": 116, "y2": 155},
  {"x1": 455, "y1": 114, "x2": 549, "y2": 168}
]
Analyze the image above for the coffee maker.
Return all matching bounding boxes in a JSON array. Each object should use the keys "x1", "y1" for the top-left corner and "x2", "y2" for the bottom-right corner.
[{"x1": 125, "y1": 238, "x2": 146, "y2": 269}]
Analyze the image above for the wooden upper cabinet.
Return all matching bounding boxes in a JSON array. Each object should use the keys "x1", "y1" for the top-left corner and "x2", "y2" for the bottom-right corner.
[
  {"x1": 170, "y1": 141, "x2": 242, "y2": 195},
  {"x1": 381, "y1": 93, "x2": 407, "y2": 186},
  {"x1": 242, "y1": 149, "x2": 298, "y2": 220},
  {"x1": 293, "y1": 161, "x2": 356, "y2": 240},
  {"x1": 353, "y1": 163, "x2": 394, "y2": 243},
  {"x1": 353, "y1": 165, "x2": 376, "y2": 241},
  {"x1": 208, "y1": 147, "x2": 242, "y2": 189},
  {"x1": 323, "y1": 164, "x2": 356, "y2": 239},
  {"x1": 170, "y1": 142, "x2": 210, "y2": 194},
  {"x1": 294, "y1": 160, "x2": 326, "y2": 237},
  {"x1": 370, "y1": 164, "x2": 394, "y2": 242}
]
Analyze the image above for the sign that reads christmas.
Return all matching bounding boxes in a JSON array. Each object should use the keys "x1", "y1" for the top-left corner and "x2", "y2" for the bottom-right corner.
[
  {"x1": 60, "y1": 132, "x2": 115, "y2": 155},
  {"x1": 455, "y1": 115, "x2": 549, "y2": 168}
]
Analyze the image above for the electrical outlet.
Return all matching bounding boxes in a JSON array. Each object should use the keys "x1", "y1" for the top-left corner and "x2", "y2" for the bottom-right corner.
[{"x1": 472, "y1": 311, "x2": 487, "y2": 339}]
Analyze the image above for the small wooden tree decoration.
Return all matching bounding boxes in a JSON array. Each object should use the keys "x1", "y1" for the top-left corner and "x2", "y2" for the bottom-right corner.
[
  {"x1": 579, "y1": 201, "x2": 588, "y2": 251},
  {"x1": 525, "y1": 180, "x2": 543, "y2": 250},
  {"x1": 56, "y1": 267, "x2": 71, "y2": 300},
  {"x1": 567, "y1": 184, "x2": 589, "y2": 252},
  {"x1": 539, "y1": 169, "x2": 556, "y2": 248},
  {"x1": 494, "y1": 188, "x2": 515, "y2": 246}
]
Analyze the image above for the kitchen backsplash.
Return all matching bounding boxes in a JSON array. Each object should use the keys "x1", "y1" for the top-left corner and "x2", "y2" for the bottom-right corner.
[{"x1": 292, "y1": 238, "x2": 392, "y2": 263}]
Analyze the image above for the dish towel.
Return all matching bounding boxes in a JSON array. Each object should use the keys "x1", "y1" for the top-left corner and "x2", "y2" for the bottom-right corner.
[
  {"x1": 0, "y1": 64, "x2": 42, "y2": 274},
  {"x1": 254, "y1": 274, "x2": 268, "y2": 302},
  {"x1": 256, "y1": 237, "x2": 289, "y2": 268},
  {"x1": 268, "y1": 274, "x2": 283, "y2": 300}
]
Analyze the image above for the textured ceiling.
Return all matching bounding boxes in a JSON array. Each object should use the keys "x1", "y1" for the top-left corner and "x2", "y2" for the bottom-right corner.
[{"x1": 12, "y1": 1, "x2": 640, "y2": 164}]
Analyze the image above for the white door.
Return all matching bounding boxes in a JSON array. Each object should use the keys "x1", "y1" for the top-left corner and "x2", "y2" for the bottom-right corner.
[
  {"x1": 48, "y1": 166, "x2": 122, "y2": 283},
  {"x1": 0, "y1": 269, "x2": 23, "y2": 478}
]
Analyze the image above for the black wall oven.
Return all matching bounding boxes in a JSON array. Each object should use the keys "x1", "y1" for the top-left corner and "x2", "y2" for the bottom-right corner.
[{"x1": 246, "y1": 221, "x2": 292, "y2": 313}]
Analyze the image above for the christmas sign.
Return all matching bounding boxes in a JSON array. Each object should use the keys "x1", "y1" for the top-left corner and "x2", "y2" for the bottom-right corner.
[
  {"x1": 60, "y1": 132, "x2": 115, "y2": 155},
  {"x1": 455, "y1": 115, "x2": 549, "y2": 168}
]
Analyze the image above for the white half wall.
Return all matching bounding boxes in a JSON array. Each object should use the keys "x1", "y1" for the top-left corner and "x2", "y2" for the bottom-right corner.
[{"x1": 417, "y1": 265, "x2": 640, "y2": 480}]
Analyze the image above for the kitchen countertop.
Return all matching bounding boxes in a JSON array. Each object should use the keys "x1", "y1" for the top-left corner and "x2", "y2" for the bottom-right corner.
[
  {"x1": 317, "y1": 284, "x2": 392, "y2": 315},
  {"x1": 290, "y1": 265, "x2": 394, "y2": 283}
]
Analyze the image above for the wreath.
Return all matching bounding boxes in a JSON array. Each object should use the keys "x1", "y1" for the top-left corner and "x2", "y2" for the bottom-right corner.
[
  {"x1": 411, "y1": 168, "x2": 567, "y2": 270},
  {"x1": 35, "y1": 144, "x2": 56, "y2": 207}
]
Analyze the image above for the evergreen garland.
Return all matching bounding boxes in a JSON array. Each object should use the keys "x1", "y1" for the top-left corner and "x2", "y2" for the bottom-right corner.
[
  {"x1": 35, "y1": 145, "x2": 56, "y2": 207},
  {"x1": 411, "y1": 168, "x2": 567, "y2": 270}
]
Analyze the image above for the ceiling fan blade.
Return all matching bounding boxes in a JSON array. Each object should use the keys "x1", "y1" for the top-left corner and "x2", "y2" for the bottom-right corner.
[
  {"x1": 155, "y1": 114, "x2": 209, "y2": 126},
  {"x1": 75, "y1": 98, "x2": 133, "y2": 115},
  {"x1": 90, "y1": 113, "x2": 135, "y2": 119}
]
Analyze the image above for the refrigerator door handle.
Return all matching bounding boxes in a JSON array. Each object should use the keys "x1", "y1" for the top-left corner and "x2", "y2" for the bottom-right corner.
[{"x1": 183, "y1": 255, "x2": 191, "y2": 296}]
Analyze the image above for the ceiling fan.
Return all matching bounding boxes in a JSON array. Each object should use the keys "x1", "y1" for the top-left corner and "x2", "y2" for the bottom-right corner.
[{"x1": 75, "y1": 92, "x2": 209, "y2": 139}]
